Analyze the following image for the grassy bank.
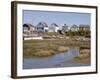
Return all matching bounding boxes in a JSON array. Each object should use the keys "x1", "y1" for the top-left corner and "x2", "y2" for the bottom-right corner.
[
  {"x1": 60, "y1": 48, "x2": 90, "y2": 65},
  {"x1": 23, "y1": 39, "x2": 90, "y2": 58},
  {"x1": 74, "y1": 48, "x2": 90, "y2": 64},
  {"x1": 23, "y1": 39, "x2": 70, "y2": 57}
]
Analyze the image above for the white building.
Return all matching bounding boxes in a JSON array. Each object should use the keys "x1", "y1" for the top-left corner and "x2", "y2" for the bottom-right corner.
[
  {"x1": 23, "y1": 24, "x2": 30, "y2": 32},
  {"x1": 36, "y1": 22, "x2": 49, "y2": 32},
  {"x1": 49, "y1": 23, "x2": 60, "y2": 32},
  {"x1": 62, "y1": 24, "x2": 69, "y2": 32}
]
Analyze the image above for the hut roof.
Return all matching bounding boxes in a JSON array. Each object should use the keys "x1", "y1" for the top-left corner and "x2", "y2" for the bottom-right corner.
[
  {"x1": 37, "y1": 22, "x2": 48, "y2": 27},
  {"x1": 51, "y1": 23, "x2": 59, "y2": 27},
  {"x1": 23, "y1": 23, "x2": 34, "y2": 27}
]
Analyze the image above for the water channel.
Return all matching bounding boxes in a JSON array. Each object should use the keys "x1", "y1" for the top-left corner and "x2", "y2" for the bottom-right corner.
[{"x1": 23, "y1": 48, "x2": 89, "y2": 69}]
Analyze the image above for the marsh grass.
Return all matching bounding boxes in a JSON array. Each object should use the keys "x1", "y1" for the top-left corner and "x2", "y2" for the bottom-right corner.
[
  {"x1": 23, "y1": 39, "x2": 90, "y2": 58},
  {"x1": 74, "y1": 48, "x2": 90, "y2": 63},
  {"x1": 23, "y1": 40, "x2": 70, "y2": 57}
]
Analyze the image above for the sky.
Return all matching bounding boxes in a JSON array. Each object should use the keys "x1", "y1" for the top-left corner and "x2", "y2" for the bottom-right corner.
[{"x1": 23, "y1": 10, "x2": 91, "y2": 28}]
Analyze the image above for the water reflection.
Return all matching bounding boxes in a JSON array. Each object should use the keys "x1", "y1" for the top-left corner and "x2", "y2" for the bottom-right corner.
[{"x1": 23, "y1": 48, "x2": 88, "y2": 69}]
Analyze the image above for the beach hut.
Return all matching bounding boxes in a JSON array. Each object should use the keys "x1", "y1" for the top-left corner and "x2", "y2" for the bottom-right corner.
[
  {"x1": 36, "y1": 22, "x2": 49, "y2": 32},
  {"x1": 62, "y1": 24, "x2": 69, "y2": 32},
  {"x1": 70, "y1": 24, "x2": 79, "y2": 32},
  {"x1": 49, "y1": 23, "x2": 60, "y2": 32}
]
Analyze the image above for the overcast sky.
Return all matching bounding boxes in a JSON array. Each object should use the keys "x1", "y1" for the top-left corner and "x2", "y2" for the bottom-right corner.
[{"x1": 23, "y1": 10, "x2": 91, "y2": 27}]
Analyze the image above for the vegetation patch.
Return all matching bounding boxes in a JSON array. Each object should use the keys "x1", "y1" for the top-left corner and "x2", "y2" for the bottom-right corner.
[{"x1": 23, "y1": 39, "x2": 90, "y2": 58}]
